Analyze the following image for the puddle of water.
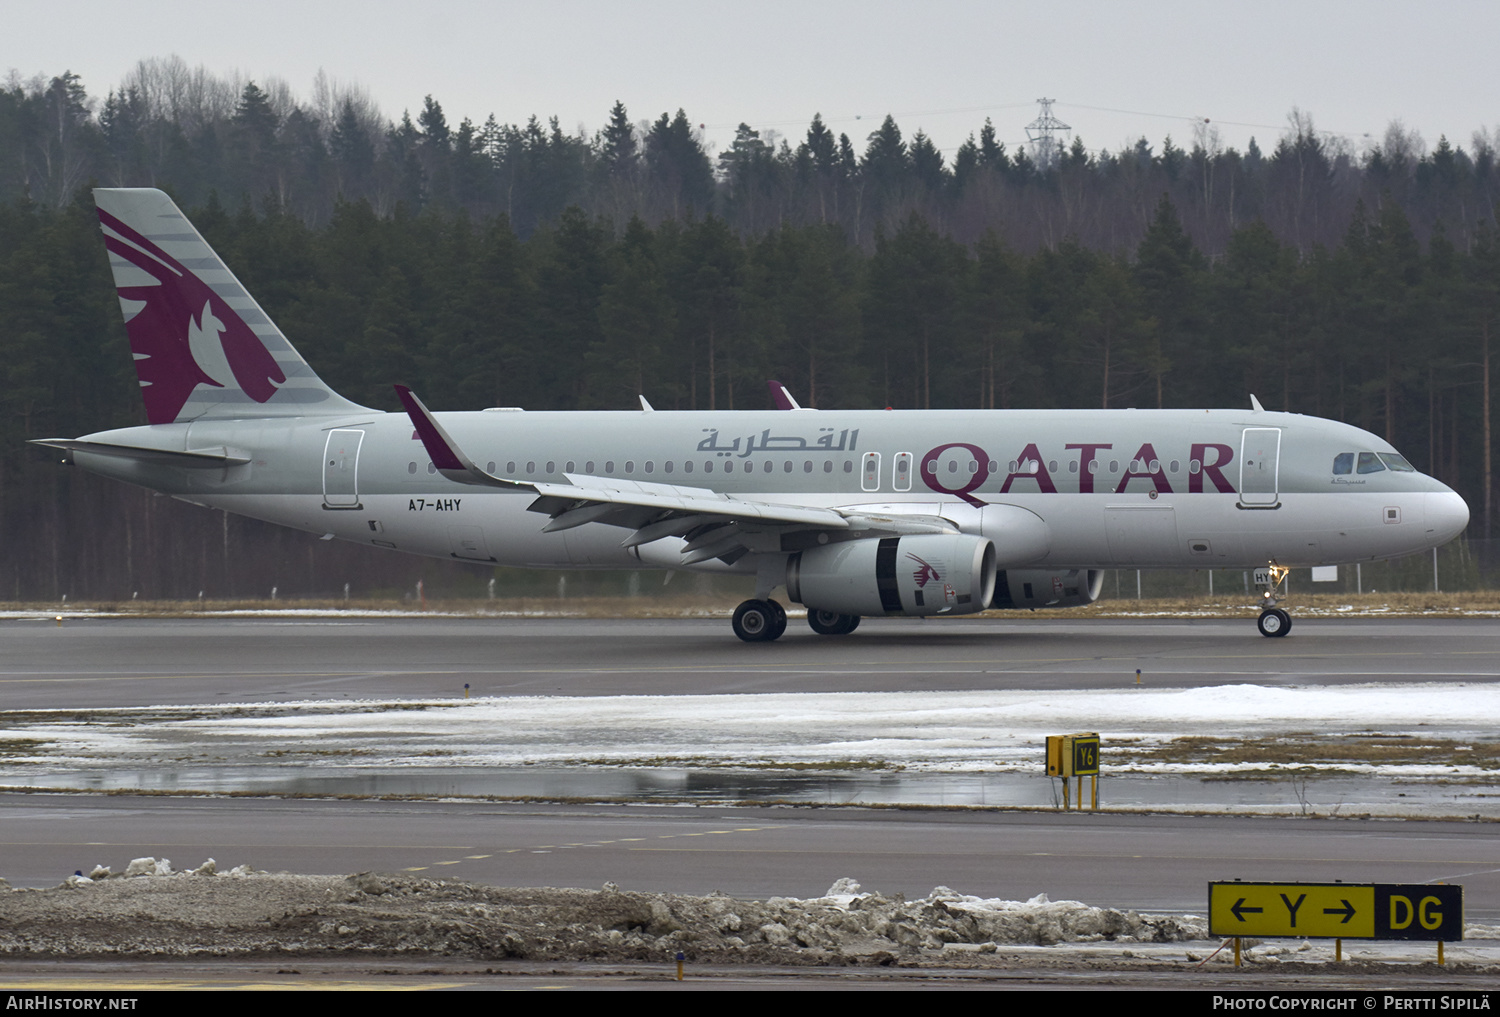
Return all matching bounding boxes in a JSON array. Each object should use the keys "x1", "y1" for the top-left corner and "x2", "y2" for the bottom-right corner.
[{"x1": 8, "y1": 766, "x2": 1495, "y2": 816}]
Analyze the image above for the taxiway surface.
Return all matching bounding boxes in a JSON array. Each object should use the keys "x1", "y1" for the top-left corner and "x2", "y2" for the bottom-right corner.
[
  {"x1": 3, "y1": 615, "x2": 1500, "y2": 707},
  {"x1": 3, "y1": 795, "x2": 1498, "y2": 918}
]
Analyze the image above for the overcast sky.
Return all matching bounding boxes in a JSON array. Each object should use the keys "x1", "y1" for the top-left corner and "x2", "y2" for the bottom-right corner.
[{"x1": 7, "y1": 0, "x2": 1498, "y2": 162}]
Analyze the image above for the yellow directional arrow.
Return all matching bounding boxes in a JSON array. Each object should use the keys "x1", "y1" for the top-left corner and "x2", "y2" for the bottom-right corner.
[{"x1": 1209, "y1": 883, "x2": 1375, "y2": 939}]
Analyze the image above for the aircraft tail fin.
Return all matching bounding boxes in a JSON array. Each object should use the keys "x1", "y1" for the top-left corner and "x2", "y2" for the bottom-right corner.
[{"x1": 93, "y1": 188, "x2": 367, "y2": 424}]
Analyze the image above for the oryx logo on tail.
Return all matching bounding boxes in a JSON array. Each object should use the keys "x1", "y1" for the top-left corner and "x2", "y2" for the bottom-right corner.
[{"x1": 97, "y1": 207, "x2": 285, "y2": 424}]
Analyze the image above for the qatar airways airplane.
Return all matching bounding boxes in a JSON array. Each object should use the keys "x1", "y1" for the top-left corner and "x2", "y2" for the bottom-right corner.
[{"x1": 33, "y1": 188, "x2": 1470, "y2": 641}]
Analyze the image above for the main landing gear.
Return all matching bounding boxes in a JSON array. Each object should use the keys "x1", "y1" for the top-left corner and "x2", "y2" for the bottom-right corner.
[
  {"x1": 807, "y1": 609, "x2": 860, "y2": 636},
  {"x1": 732, "y1": 598, "x2": 787, "y2": 642},
  {"x1": 730, "y1": 601, "x2": 861, "y2": 641},
  {"x1": 1255, "y1": 561, "x2": 1293, "y2": 638}
]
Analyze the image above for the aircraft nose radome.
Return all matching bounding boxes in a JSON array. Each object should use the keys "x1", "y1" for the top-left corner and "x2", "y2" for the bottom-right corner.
[{"x1": 1425, "y1": 490, "x2": 1470, "y2": 542}]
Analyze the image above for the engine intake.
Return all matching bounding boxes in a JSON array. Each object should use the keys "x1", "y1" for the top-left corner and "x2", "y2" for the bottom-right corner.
[{"x1": 787, "y1": 533, "x2": 997, "y2": 617}]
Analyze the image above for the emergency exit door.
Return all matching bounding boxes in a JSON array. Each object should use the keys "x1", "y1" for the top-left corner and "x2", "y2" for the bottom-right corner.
[{"x1": 323, "y1": 429, "x2": 364, "y2": 508}]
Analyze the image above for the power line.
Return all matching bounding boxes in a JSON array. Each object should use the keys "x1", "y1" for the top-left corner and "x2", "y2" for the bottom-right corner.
[{"x1": 1056, "y1": 101, "x2": 1375, "y2": 143}]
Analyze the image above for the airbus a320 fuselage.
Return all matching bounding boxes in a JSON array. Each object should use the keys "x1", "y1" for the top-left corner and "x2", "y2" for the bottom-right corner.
[{"x1": 36, "y1": 189, "x2": 1470, "y2": 641}]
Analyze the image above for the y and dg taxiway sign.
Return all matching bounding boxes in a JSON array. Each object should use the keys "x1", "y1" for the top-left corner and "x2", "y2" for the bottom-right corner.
[{"x1": 1209, "y1": 882, "x2": 1463, "y2": 940}]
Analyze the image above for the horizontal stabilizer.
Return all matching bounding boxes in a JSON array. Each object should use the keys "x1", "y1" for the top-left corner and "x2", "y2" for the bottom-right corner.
[{"x1": 30, "y1": 438, "x2": 251, "y2": 467}]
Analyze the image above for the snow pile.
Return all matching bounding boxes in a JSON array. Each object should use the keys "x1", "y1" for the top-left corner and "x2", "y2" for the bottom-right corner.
[
  {"x1": 752, "y1": 882, "x2": 1207, "y2": 954},
  {"x1": 3, "y1": 867, "x2": 1207, "y2": 961},
  {"x1": 62, "y1": 857, "x2": 255, "y2": 886}
]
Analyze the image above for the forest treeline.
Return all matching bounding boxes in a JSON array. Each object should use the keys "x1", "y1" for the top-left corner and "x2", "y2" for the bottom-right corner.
[
  {"x1": 2, "y1": 60, "x2": 1499, "y2": 600},
  {"x1": 7, "y1": 59, "x2": 1500, "y2": 253}
]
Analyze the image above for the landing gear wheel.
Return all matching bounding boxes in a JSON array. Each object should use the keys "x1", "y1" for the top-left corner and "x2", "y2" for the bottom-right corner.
[
  {"x1": 766, "y1": 599, "x2": 787, "y2": 640},
  {"x1": 1257, "y1": 608, "x2": 1291, "y2": 637},
  {"x1": 733, "y1": 599, "x2": 782, "y2": 642},
  {"x1": 807, "y1": 609, "x2": 860, "y2": 635}
]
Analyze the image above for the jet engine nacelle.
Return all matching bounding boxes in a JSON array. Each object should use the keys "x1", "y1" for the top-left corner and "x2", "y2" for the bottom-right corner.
[
  {"x1": 990, "y1": 568, "x2": 1105, "y2": 610},
  {"x1": 787, "y1": 533, "x2": 997, "y2": 617}
]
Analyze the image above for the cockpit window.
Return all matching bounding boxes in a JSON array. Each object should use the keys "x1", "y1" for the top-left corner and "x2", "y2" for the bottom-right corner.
[
  {"x1": 1333, "y1": 452, "x2": 1353, "y2": 475},
  {"x1": 1379, "y1": 453, "x2": 1415, "y2": 472},
  {"x1": 1357, "y1": 452, "x2": 1386, "y2": 474}
]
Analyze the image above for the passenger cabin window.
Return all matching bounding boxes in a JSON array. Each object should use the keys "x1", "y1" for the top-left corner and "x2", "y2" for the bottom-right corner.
[{"x1": 1357, "y1": 452, "x2": 1386, "y2": 474}]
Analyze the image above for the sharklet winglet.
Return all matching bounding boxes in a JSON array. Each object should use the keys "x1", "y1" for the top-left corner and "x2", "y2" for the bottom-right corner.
[
  {"x1": 393, "y1": 385, "x2": 533, "y2": 490},
  {"x1": 767, "y1": 380, "x2": 803, "y2": 411}
]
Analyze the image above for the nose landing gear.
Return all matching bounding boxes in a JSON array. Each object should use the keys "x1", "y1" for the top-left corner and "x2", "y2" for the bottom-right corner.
[
  {"x1": 1257, "y1": 607, "x2": 1292, "y2": 637},
  {"x1": 1255, "y1": 562, "x2": 1293, "y2": 637}
]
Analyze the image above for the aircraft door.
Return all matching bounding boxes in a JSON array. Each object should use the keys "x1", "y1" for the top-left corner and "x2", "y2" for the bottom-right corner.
[
  {"x1": 893, "y1": 452, "x2": 913, "y2": 492},
  {"x1": 1239, "y1": 427, "x2": 1281, "y2": 508},
  {"x1": 323, "y1": 429, "x2": 364, "y2": 509},
  {"x1": 861, "y1": 452, "x2": 881, "y2": 492}
]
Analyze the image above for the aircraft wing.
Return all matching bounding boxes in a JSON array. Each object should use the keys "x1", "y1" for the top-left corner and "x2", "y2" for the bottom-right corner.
[{"x1": 395, "y1": 386, "x2": 953, "y2": 564}]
